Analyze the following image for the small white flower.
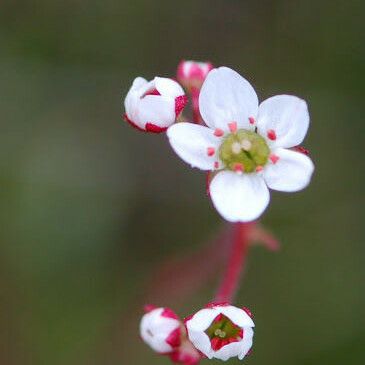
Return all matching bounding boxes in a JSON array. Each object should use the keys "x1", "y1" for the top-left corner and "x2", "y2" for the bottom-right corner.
[
  {"x1": 185, "y1": 303, "x2": 254, "y2": 361},
  {"x1": 140, "y1": 307, "x2": 182, "y2": 354},
  {"x1": 167, "y1": 67, "x2": 314, "y2": 222},
  {"x1": 124, "y1": 76, "x2": 187, "y2": 133}
]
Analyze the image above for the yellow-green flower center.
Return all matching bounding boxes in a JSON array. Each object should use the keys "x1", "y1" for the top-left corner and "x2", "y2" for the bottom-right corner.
[{"x1": 219, "y1": 129, "x2": 270, "y2": 173}]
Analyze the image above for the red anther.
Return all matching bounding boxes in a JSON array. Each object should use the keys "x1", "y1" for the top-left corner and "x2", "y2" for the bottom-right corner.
[
  {"x1": 165, "y1": 327, "x2": 181, "y2": 348},
  {"x1": 267, "y1": 129, "x2": 277, "y2": 140},
  {"x1": 242, "y1": 307, "x2": 253, "y2": 318},
  {"x1": 161, "y1": 308, "x2": 179, "y2": 320},
  {"x1": 233, "y1": 162, "x2": 244, "y2": 173},
  {"x1": 214, "y1": 128, "x2": 224, "y2": 137},
  {"x1": 214, "y1": 161, "x2": 219, "y2": 169},
  {"x1": 144, "y1": 304, "x2": 157, "y2": 313},
  {"x1": 269, "y1": 154, "x2": 280, "y2": 164},
  {"x1": 207, "y1": 147, "x2": 215, "y2": 156},
  {"x1": 248, "y1": 117, "x2": 255, "y2": 125},
  {"x1": 145, "y1": 123, "x2": 168, "y2": 133},
  {"x1": 255, "y1": 165, "x2": 263, "y2": 172},
  {"x1": 228, "y1": 122, "x2": 238, "y2": 133}
]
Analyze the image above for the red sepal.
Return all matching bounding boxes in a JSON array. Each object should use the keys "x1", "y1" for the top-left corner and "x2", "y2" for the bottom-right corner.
[
  {"x1": 161, "y1": 308, "x2": 179, "y2": 320},
  {"x1": 145, "y1": 123, "x2": 168, "y2": 133},
  {"x1": 166, "y1": 327, "x2": 181, "y2": 348},
  {"x1": 175, "y1": 95, "x2": 188, "y2": 117},
  {"x1": 293, "y1": 145, "x2": 310, "y2": 155},
  {"x1": 123, "y1": 114, "x2": 145, "y2": 132}
]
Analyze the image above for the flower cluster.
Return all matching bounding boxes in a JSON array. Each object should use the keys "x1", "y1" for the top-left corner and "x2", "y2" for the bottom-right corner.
[
  {"x1": 122, "y1": 59, "x2": 315, "y2": 364},
  {"x1": 140, "y1": 303, "x2": 254, "y2": 363},
  {"x1": 123, "y1": 62, "x2": 314, "y2": 222}
]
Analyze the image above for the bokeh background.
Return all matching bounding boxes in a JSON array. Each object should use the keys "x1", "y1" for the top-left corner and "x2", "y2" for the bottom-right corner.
[{"x1": 0, "y1": 1, "x2": 364, "y2": 364}]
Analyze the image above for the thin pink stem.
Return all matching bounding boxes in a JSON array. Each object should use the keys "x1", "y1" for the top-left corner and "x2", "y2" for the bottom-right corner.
[
  {"x1": 191, "y1": 87, "x2": 203, "y2": 124},
  {"x1": 215, "y1": 222, "x2": 255, "y2": 303}
]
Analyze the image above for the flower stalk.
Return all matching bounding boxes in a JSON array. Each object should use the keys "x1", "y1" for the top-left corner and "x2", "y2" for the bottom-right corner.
[{"x1": 215, "y1": 222, "x2": 254, "y2": 303}]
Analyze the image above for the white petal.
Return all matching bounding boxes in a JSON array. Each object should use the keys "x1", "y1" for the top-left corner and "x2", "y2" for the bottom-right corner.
[
  {"x1": 167, "y1": 123, "x2": 221, "y2": 170},
  {"x1": 220, "y1": 306, "x2": 255, "y2": 328},
  {"x1": 187, "y1": 330, "x2": 214, "y2": 359},
  {"x1": 213, "y1": 341, "x2": 243, "y2": 361},
  {"x1": 155, "y1": 77, "x2": 184, "y2": 97},
  {"x1": 257, "y1": 95, "x2": 310, "y2": 148},
  {"x1": 137, "y1": 95, "x2": 176, "y2": 128},
  {"x1": 238, "y1": 327, "x2": 254, "y2": 360},
  {"x1": 124, "y1": 77, "x2": 147, "y2": 123},
  {"x1": 132, "y1": 76, "x2": 148, "y2": 90},
  {"x1": 263, "y1": 148, "x2": 314, "y2": 192},
  {"x1": 210, "y1": 171, "x2": 270, "y2": 222},
  {"x1": 186, "y1": 308, "x2": 220, "y2": 332},
  {"x1": 199, "y1": 67, "x2": 258, "y2": 131}
]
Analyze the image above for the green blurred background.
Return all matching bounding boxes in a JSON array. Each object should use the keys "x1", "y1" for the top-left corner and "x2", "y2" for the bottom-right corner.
[{"x1": 0, "y1": 1, "x2": 364, "y2": 364}]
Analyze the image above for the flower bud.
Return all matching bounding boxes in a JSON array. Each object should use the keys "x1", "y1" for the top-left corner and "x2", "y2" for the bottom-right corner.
[
  {"x1": 124, "y1": 76, "x2": 187, "y2": 133},
  {"x1": 140, "y1": 306, "x2": 182, "y2": 354},
  {"x1": 177, "y1": 60, "x2": 213, "y2": 90},
  {"x1": 185, "y1": 303, "x2": 254, "y2": 361}
]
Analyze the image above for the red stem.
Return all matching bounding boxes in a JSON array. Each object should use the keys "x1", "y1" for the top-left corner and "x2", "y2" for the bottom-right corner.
[
  {"x1": 215, "y1": 222, "x2": 255, "y2": 303},
  {"x1": 191, "y1": 87, "x2": 203, "y2": 124}
]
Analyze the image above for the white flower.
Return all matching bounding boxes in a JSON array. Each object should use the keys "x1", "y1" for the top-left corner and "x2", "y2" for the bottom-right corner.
[
  {"x1": 167, "y1": 67, "x2": 314, "y2": 222},
  {"x1": 185, "y1": 303, "x2": 254, "y2": 361},
  {"x1": 140, "y1": 307, "x2": 182, "y2": 354},
  {"x1": 124, "y1": 76, "x2": 187, "y2": 133}
]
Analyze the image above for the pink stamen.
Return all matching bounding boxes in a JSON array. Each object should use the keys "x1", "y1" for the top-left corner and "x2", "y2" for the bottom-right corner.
[
  {"x1": 270, "y1": 154, "x2": 280, "y2": 164},
  {"x1": 228, "y1": 122, "x2": 238, "y2": 133},
  {"x1": 214, "y1": 161, "x2": 219, "y2": 169},
  {"x1": 255, "y1": 165, "x2": 263, "y2": 172},
  {"x1": 233, "y1": 162, "x2": 244, "y2": 173},
  {"x1": 267, "y1": 129, "x2": 277, "y2": 141},
  {"x1": 207, "y1": 147, "x2": 215, "y2": 156},
  {"x1": 248, "y1": 117, "x2": 255, "y2": 125},
  {"x1": 214, "y1": 128, "x2": 224, "y2": 137}
]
